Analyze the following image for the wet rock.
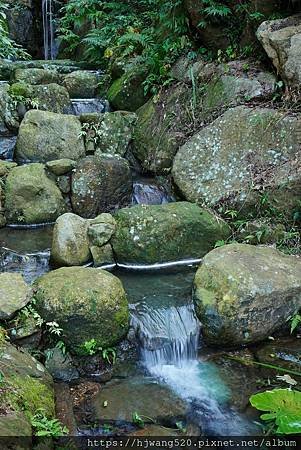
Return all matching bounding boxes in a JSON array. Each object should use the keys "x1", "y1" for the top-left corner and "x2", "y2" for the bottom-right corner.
[
  {"x1": 62, "y1": 70, "x2": 99, "y2": 98},
  {"x1": 51, "y1": 213, "x2": 91, "y2": 267},
  {"x1": 0, "y1": 273, "x2": 31, "y2": 320},
  {"x1": 34, "y1": 267, "x2": 129, "y2": 354},
  {"x1": 80, "y1": 111, "x2": 137, "y2": 156},
  {"x1": 46, "y1": 158, "x2": 76, "y2": 176},
  {"x1": 4, "y1": 163, "x2": 66, "y2": 225},
  {"x1": 194, "y1": 243, "x2": 301, "y2": 347},
  {"x1": 111, "y1": 202, "x2": 231, "y2": 264},
  {"x1": 257, "y1": 14, "x2": 301, "y2": 89},
  {"x1": 15, "y1": 110, "x2": 85, "y2": 164},
  {"x1": 71, "y1": 153, "x2": 132, "y2": 218},
  {"x1": 172, "y1": 106, "x2": 301, "y2": 217},
  {"x1": 255, "y1": 338, "x2": 301, "y2": 373},
  {"x1": 14, "y1": 68, "x2": 61, "y2": 85},
  {"x1": 92, "y1": 376, "x2": 187, "y2": 424},
  {"x1": 90, "y1": 243, "x2": 115, "y2": 267},
  {"x1": 107, "y1": 65, "x2": 150, "y2": 112},
  {"x1": 45, "y1": 348, "x2": 79, "y2": 382}
]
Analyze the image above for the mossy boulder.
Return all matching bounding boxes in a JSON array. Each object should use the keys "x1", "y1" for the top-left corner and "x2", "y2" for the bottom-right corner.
[
  {"x1": 172, "y1": 106, "x2": 301, "y2": 217},
  {"x1": 107, "y1": 66, "x2": 150, "y2": 112},
  {"x1": 62, "y1": 70, "x2": 99, "y2": 98},
  {"x1": 4, "y1": 163, "x2": 66, "y2": 225},
  {"x1": 90, "y1": 243, "x2": 115, "y2": 267},
  {"x1": 80, "y1": 111, "x2": 137, "y2": 156},
  {"x1": 0, "y1": 83, "x2": 19, "y2": 134},
  {"x1": 34, "y1": 267, "x2": 129, "y2": 353},
  {"x1": 15, "y1": 110, "x2": 85, "y2": 163},
  {"x1": 0, "y1": 341, "x2": 54, "y2": 435},
  {"x1": 9, "y1": 82, "x2": 71, "y2": 114},
  {"x1": 111, "y1": 202, "x2": 231, "y2": 264},
  {"x1": 193, "y1": 244, "x2": 301, "y2": 347},
  {"x1": 88, "y1": 213, "x2": 116, "y2": 247},
  {"x1": 51, "y1": 213, "x2": 91, "y2": 267},
  {"x1": 71, "y1": 153, "x2": 132, "y2": 218},
  {"x1": 0, "y1": 273, "x2": 31, "y2": 320},
  {"x1": 14, "y1": 68, "x2": 61, "y2": 85},
  {"x1": 133, "y1": 62, "x2": 276, "y2": 173}
]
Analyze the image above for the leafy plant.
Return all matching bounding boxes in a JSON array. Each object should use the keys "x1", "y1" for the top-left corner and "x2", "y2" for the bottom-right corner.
[
  {"x1": 250, "y1": 389, "x2": 301, "y2": 435},
  {"x1": 80, "y1": 339, "x2": 116, "y2": 364},
  {"x1": 30, "y1": 409, "x2": 68, "y2": 437},
  {"x1": 290, "y1": 314, "x2": 301, "y2": 334}
]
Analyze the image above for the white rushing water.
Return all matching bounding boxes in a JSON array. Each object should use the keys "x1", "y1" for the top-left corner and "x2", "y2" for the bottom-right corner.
[{"x1": 131, "y1": 300, "x2": 253, "y2": 435}]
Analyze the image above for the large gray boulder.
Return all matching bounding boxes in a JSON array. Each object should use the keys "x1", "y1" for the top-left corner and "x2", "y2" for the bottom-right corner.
[
  {"x1": 14, "y1": 68, "x2": 61, "y2": 85},
  {"x1": 71, "y1": 153, "x2": 132, "y2": 218},
  {"x1": 172, "y1": 106, "x2": 301, "y2": 217},
  {"x1": 4, "y1": 163, "x2": 66, "y2": 225},
  {"x1": 15, "y1": 110, "x2": 85, "y2": 163},
  {"x1": 34, "y1": 267, "x2": 129, "y2": 354},
  {"x1": 133, "y1": 61, "x2": 275, "y2": 173},
  {"x1": 51, "y1": 213, "x2": 91, "y2": 267},
  {"x1": 111, "y1": 202, "x2": 231, "y2": 264},
  {"x1": 257, "y1": 14, "x2": 301, "y2": 89},
  {"x1": 194, "y1": 244, "x2": 301, "y2": 347}
]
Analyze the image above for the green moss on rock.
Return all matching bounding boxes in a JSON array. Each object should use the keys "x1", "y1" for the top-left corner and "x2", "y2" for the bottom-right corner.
[{"x1": 34, "y1": 267, "x2": 129, "y2": 354}]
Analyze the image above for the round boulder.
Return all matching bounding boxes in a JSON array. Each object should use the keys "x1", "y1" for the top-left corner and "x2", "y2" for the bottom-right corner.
[
  {"x1": 193, "y1": 243, "x2": 301, "y2": 347},
  {"x1": 34, "y1": 267, "x2": 129, "y2": 353},
  {"x1": 51, "y1": 213, "x2": 91, "y2": 267}
]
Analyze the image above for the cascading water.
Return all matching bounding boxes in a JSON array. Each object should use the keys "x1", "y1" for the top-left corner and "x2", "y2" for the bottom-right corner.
[
  {"x1": 130, "y1": 277, "x2": 255, "y2": 436},
  {"x1": 42, "y1": 0, "x2": 57, "y2": 60}
]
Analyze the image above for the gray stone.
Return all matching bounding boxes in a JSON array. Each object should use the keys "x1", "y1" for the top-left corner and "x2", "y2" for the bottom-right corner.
[{"x1": 0, "y1": 273, "x2": 31, "y2": 320}]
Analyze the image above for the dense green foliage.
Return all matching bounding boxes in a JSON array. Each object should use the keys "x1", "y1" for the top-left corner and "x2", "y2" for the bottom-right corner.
[
  {"x1": 0, "y1": 2, "x2": 29, "y2": 60},
  {"x1": 59, "y1": 0, "x2": 192, "y2": 93}
]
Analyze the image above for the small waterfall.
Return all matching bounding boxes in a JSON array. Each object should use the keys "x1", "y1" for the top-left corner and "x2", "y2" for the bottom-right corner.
[
  {"x1": 42, "y1": 0, "x2": 57, "y2": 60},
  {"x1": 131, "y1": 302, "x2": 199, "y2": 367},
  {"x1": 130, "y1": 297, "x2": 253, "y2": 435}
]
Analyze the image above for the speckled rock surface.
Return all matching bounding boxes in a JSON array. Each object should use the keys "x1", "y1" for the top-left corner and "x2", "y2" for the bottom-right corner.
[
  {"x1": 0, "y1": 273, "x2": 31, "y2": 319},
  {"x1": 15, "y1": 110, "x2": 85, "y2": 163},
  {"x1": 172, "y1": 106, "x2": 301, "y2": 216},
  {"x1": 51, "y1": 213, "x2": 91, "y2": 267},
  {"x1": 194, "y1": 244, "x2": 301, "y2": 346},
  {"x1": 257, "y1": 14, "x2": 301, "y2": 88},
  {"x1": 62, "y1": 70, "x2": 99, "y2": 98},
  {"x1": 111, "y1": 202, "x2": 231, "y2": 264},
  {"x1": 34, "y1": 267, "x2": 129, "y2": 353},
  {"x1": 71, "y1": 153, "x2": 132, "y2": 218},
  {"x1": 14, "y1": 68, "x2": 61, "y2": 85}
]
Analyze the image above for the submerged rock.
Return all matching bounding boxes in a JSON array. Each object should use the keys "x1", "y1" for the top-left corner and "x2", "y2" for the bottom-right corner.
[
  {"x1": 193, "y1": 244, "x2": 301, "y2": 346},
  {"x1": 51, "y1": 213, "x2": 91, "y2": 267},
  {"x1": 111, "y1": 202, "x2": 231, "y2": 264},
  {"x1": 71, "y1": 153, "x2": 132, "y2": 218},
  {"x1": 257, "y1": 14, "x2": 301, "y2": 89},
  {"x1": 62, "y1": 70, "x2": 99, "y2": 98},
  {"x1": 172, "y1": 106, "x2": 301, "y2": 217},
  {"x1": 0, "y1": 273, "x2": 31, "y2": 320},
  {"x1": 34, "y1": 267, "x2": 129, "y2": 353},
  {"x1": 255, "y1": 338, "x2": 301, "y2": 373},
  {"x1": 15, "y1": 110, "x2": 85, "y2": 163},
  {"x1": 92, "y1": 376, "x2": 187, "y2": 423},
  {"x1": 4, "y1": 163, "x2": 66, "y2": 225}
]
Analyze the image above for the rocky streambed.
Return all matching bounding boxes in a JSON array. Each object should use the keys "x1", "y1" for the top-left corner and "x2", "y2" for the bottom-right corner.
[{"x1": 1, "y1": 11, "x2": 301, "y2": 439}]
